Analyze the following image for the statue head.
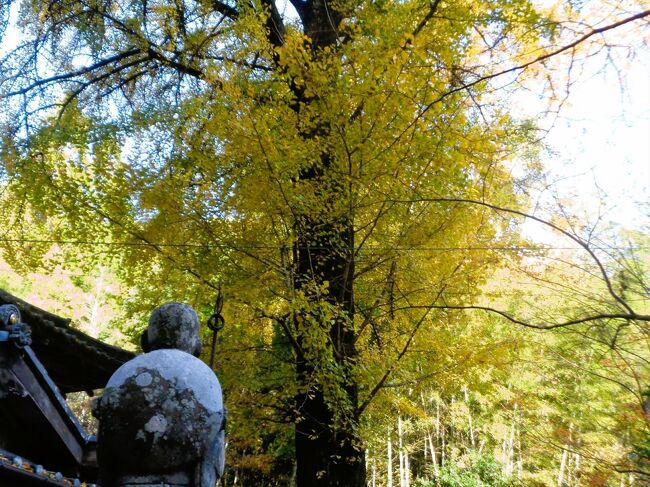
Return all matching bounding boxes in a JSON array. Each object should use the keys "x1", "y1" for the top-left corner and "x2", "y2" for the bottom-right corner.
[{"x1": 140, "y1": 303, "x2": 202, "y2": 357}]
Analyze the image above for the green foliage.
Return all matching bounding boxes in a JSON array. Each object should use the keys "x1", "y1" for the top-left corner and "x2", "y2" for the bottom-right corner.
[{"x1": 415, "y1": 453, "x2": 513, "y2": 487}]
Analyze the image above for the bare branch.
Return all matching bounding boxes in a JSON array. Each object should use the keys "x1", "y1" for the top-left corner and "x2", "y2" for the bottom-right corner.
[
  {"x1": 212, "y1": 0, "x2": 239, "y2": 20},
  {"x1": 412, "y1": 0, "x2": 442, "y2": 38},
  {"x1": 376, "y1": 9, "x2": 650, "y2": 159},
  {"x1": 262, "y1": 0, "x2": 286, "y2": 47},
  {"x1": 56, "y1": 56, "x2": 149, "y2": 119},
  {"x1": 146, "y1": 47, "x2": 205, "y2": 80},
  {"x1": 387, "y1": 197, "x2": 637, "y2": 315},
  {"x1": 403, "y1": 304, "x2": 650, "y2": 329},
  {"x1": 426, "y1": 9, "x2": 650, "y2": 106},
  {"x1": 5, "y1": 48, "x2": 142, "y2": 97}
]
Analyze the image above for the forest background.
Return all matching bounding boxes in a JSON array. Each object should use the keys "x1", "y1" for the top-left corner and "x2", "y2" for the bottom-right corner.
[{"x1": 0, "y1": 0, "x2": 649, "y2": 486}]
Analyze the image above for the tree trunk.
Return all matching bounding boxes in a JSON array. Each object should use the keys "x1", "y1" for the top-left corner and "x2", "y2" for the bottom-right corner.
[
  {"x1": 404, "y1": 450, "x2": 410, "y2": 487},
  {"x1": 558, "y1": 447, "x2": 567, "y2": 485},
  {"x1": 396, "y1": 416, "x2": 410, "y2": 487},
  {"x1": 463, "y1": 386, "x2": 475, "y2": 449},
  {"x1": 516, "y1": 428, "x2": 522, "y2": 480},
  {"x1": 291, "y1": 3, "x2": 365, "y2": 486},
  {"x1": 440, "y1": 399, "x2": 446, "y2": 467},
  {"x1": 294, "y1": 275, "x2": 363, "y2": 486},
  {"x1": 398, "y1": 416, "x2": 405, "y2": 487},
  {"x1": 388, "y1": 430, "x2": 394, "y2": 487},
  {"x1": 436, "y1": 399, "x2": 443, "y2": 467},
  {"x1": 428, "y1": 432, "x2": 439, "y2": 478},
  {"x1": 293, "y1": 192, "x2": 363, "y2": 486}
]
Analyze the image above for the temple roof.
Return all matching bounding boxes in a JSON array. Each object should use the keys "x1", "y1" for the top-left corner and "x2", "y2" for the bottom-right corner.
[{"x1": 0, "y1": 288, "x2": 135, "y2": 393}]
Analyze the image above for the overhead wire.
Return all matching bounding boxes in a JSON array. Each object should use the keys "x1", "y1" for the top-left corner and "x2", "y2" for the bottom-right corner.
[{"x1": 0, "y1": 237, "x2": 645, "y2": 252}]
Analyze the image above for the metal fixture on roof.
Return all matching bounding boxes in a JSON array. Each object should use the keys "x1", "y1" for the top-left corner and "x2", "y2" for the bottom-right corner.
[{"x1": 0, "y1": 304, "x2": 32, "y2": 348}]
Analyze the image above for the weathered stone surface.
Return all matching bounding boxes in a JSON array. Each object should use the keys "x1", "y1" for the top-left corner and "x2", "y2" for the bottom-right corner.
[
  {"x1": 93, "y1": 303, "x2": 225, "y2": 487},
  {"x1": 141, "y1": 303, "x2": 202, "y2": 357}
]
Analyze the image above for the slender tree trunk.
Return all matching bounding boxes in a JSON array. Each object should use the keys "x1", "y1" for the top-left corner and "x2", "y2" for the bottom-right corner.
[
  {"x1": 86, "y1": 266, "x2": 106, "y2": 335},
  {"x1": 428, "y1": 433, "x2": 439, "y2": 478},
  {"x1": 507, "y1": 422, "x2": 515, "y2": 476},
  {"x1": 450, "y1": 396, "x2": 455, "y2": 452},
  {"x1": 405, "y1": 449, "x2": 410, "y2": 487},
  {"x1": 388, "y1": 430, "x2": 394, "y2": 487},
  {"x1": 502, "y1": 404, "x2": 517, "y2": 477},
  {"x1": 558, "y1": 448, "x2": 568, "y2": 485},
  {"x1": 289, "y1": 461, "x2": 297, "y2": 487},
  {"x1": 516, "y1": 427, "x2": 523, "y2": 480},
  {"x1": 463, "y1": 386, "x2": 475, "y2": 449},
  {"x1": 441, "y1": 402, "x2": 446, "y2": 468},
  {"x1": 501, "y1": 434, "x2": 507, "y2": 472},
  {"x1": 423, "y1": 434, "x2": 428, "y2": 465},
  {"x1": 398, "y1": 416, "x2": 405, "y2": 487},
  {"x1": 436, "y1": 399, "x2": 444, "y2": 467}
]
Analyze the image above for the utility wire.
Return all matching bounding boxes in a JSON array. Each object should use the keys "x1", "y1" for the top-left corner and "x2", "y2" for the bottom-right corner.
[{"x1": 0, "y1": 237, "x2": 645, "y2": 252}]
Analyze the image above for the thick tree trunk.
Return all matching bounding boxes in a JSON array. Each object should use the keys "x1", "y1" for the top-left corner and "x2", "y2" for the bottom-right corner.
[
  {"x1": 294, "y1": 333, "x2": 364, "y2": 485},
  {"x1": 294, "y1": 214, "x2": 364, "y2": 486},
  {"x1": 294, "y1": 384, "x2": 363, "y2": 486},
  {"x1": 289, "y1": 3, "x2": 365, "y2": 486}
]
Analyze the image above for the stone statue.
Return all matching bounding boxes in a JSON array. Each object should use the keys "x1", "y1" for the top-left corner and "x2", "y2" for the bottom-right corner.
[{"x1": 92, "y1": 303, "x2": 226, "y2": 487}]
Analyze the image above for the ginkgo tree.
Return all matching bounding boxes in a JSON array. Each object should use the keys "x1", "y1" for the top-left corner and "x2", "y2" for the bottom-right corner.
[{"x1": 0, "y1": 0, "x2": 649, "y2": 485}]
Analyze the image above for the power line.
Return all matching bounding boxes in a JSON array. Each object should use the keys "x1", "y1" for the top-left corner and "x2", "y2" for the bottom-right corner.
[{"x1": 0, "y1": 237, "x2": 645, "y2": 252}]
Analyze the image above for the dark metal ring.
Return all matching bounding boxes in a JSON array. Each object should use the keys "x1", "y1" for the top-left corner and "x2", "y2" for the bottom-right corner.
[{"x1": 207, "y1": 314, "x2": 225, "y2": 332}]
